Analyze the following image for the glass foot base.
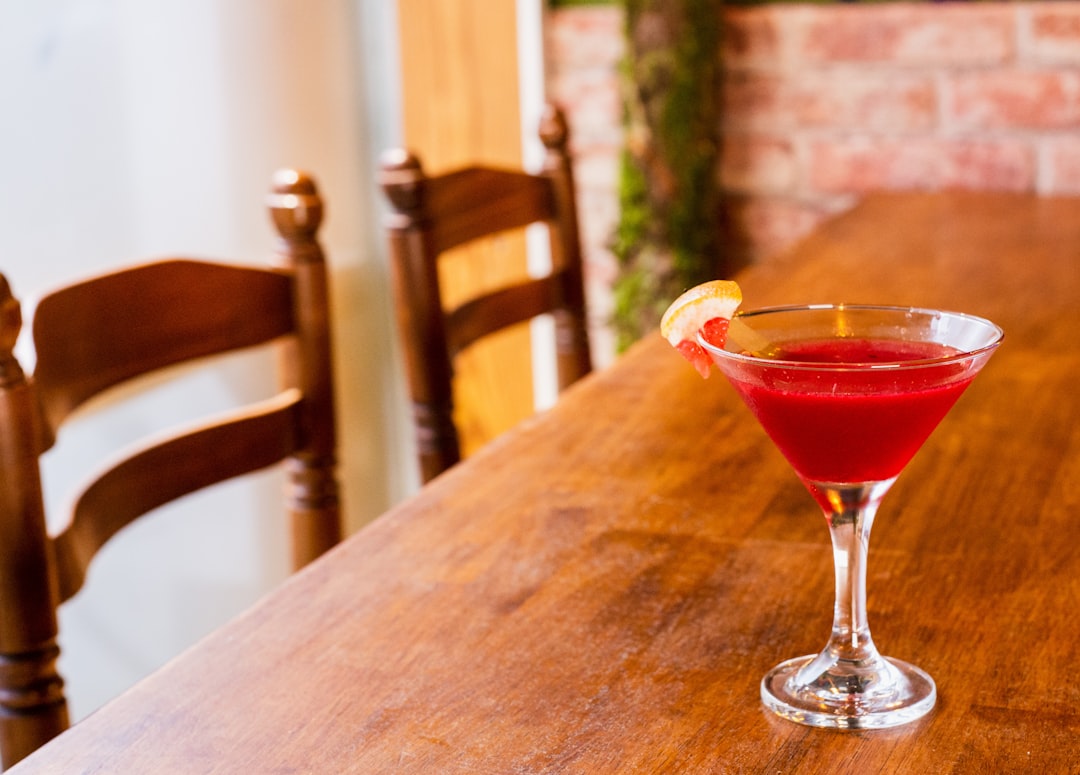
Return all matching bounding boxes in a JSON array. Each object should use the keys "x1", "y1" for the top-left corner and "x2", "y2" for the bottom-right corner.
[{"x1": 761, "y1": 653, "x2": 936, "y2": 729}]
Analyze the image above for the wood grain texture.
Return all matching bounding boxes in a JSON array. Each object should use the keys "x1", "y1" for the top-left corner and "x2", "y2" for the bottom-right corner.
[{"x1": 10, "y1": 192, "x2": 1080, "y2": 773}]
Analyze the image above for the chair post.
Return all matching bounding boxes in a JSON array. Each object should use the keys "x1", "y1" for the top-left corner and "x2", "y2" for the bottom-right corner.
[
  {"x1": 380, "y1": 152, "x2": 461, "y2": 483},
  {"x1": 539, "y1": 105, "x2": 593, "y2": 388},
  {"x1": 0, "y1": 276, "x2": 69, "y2": 767},
  {"x1": 267, "y1": 171, "x2": 342, "y2": 567}
]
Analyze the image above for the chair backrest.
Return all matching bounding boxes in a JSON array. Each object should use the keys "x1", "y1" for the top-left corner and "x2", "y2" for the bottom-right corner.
[
  {"x1": 0, "y1": 169, "x2": 341, "y2": 768},
  {"x1": 380, "y1": 103, "x2": 592, "y2": 484}
]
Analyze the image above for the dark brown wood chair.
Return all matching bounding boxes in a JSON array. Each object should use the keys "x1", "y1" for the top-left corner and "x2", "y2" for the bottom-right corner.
[
  {"x1": 0, "y1": 169, "x2": 342, "y2": 768},
  {"x1": 380, "y1": 104, "x2": 593, "y2": 484}
]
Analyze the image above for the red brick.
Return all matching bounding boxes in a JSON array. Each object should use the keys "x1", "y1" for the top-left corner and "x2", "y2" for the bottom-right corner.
[
  {"x1": 570, "y1": 146, "x2": 618, "y2": 194},
  {"x1": 546, "y1": 7, "x2": 624, "y2": 70},
  {"x1": 794, "y1": 4, "x2": 1015, "y2": 66},
  {"x1": 808, "y1": 138, "x2": 1036, "y2": 193},
  {"x1": 788, "y1": 72, "x2": 936, "y2": 132},
  {"x1": 720, "y1": 134, "x2": 798, "y2": 195},
  {"x1": 725, "y1": 196, "x2": 832, "y2": 258},
  {"x1": 1043, "y1": 138, "x2": 1080, "y2": 194},
  {"x1": 544, "y1": 1, "x2": 1080, "y2": 354},
  {"x1": 721, "y1": 7, "x2": 784, "y2": 69},
  {"x1": 547, "y1": 68, "x2": 623, "y2": 150},
  {"x1": 720, "y1": 72, "x2": 784, "y2": 129},
  {"x1": 722, "y1": 71, "x2": 936, "y2": 132},
  {"x1": 1026, "y1": 4, "x2": 1080, "y2": 63},
  {"x1": 948, "y1": 70, "x2": 1080, "y2": 129}
]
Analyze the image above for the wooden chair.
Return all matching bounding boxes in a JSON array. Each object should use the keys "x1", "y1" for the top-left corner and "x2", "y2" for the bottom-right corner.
[
  {"x1": 380, "y1": 104, "x2": 593, "y2": 484},
  {"x1": 0, "y1": 169, "x2": 342, "y2": 768}
]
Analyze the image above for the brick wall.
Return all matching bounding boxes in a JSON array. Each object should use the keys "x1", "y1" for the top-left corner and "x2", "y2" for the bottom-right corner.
[{"x1": 546, "y1": 2, "x2": 1080, "y2": 360}]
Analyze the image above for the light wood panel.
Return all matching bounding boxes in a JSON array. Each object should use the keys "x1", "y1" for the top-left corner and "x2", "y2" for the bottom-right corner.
[{"x1": 395, "y1": 0, "x2": 533, "y2": 457}]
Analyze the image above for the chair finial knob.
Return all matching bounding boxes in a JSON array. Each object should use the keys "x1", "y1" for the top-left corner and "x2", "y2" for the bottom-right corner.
[
  {"x1": 0, "y1": 274, "x2": 25, "y2": 385},
  {"x1": 267, "y1": 169, "x2": 324, "y2": 241},
  {"x1": 379, "y1": 150, "x2": 427, "y2": 215},
  {"x1": 539, "y1": 103, "x2": 569, "y2": 151}
]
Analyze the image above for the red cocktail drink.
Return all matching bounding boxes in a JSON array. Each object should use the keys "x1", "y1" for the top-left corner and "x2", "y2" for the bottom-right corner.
[
  {"x1": 700, "y1": 305, "x2": 1003, "y2": 729},
  {"x1": 724, "y1": 339, "x2": 975, "y2": 484}
]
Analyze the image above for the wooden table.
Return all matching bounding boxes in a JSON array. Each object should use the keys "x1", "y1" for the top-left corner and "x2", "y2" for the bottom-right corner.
[{"x1": 13, "y1": 192, "x2": 1080, "y2": 773}]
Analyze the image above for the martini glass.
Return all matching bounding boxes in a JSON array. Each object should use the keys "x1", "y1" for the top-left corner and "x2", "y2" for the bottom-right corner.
[{"x1": 700, "y1": 304, "x2": 1002, "y2": 729}]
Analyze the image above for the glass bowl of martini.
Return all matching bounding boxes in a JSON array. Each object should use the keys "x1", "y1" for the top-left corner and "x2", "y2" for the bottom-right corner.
[{"x1": 696, "y1": 301, "x2": 1003, "y2": 729}]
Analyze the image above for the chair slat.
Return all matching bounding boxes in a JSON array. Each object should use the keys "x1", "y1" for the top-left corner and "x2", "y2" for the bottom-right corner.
[
  {"x1": 51, "y1": 390, "x2": 303, "y2": 603},
  {"x1": 424, "y1": 169, "x2": 553, "y2": 253},
  {"x1": 446, "y1": 276, "x2": 563, "y2": 357},
  {"x1": 32, "y1": 260, "x2": 294, "y2": 435},
  {"x1": 380, "y1": 104, "x2": 592, "y2": 483}
]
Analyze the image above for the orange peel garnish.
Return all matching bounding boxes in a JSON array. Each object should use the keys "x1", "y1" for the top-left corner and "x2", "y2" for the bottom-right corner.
[{"x1": 660, "y1": 280, "x2": 743, "y2": 378}]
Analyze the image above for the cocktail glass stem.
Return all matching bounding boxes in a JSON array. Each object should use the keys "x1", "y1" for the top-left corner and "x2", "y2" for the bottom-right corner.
[
  {"x1": 760, "y1": 479, "x2": 936, "y2": 729},
  {"x1": 818, "y1": 480, "x2": 889, "y2": 672}
]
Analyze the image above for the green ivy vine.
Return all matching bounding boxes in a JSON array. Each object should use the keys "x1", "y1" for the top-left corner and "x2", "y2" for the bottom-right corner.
[{"x1": 610, "y1": 0, "x2": 729, "y2": 350}]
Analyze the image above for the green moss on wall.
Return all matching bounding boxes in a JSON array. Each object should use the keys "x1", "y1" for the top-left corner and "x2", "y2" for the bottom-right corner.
[
  {"x1": 611, "y1": 0, "x2": 729, "y2": 350},
  {"x1": 558, "y1": 0, "x2": 994, "y2": 348}
]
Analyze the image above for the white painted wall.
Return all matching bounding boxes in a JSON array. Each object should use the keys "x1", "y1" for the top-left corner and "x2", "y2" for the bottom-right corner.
[
  {"x1": 0, "y1": 0, "x2": 548, "y2": 724},
  {"x1": 0, "y1": 0, "x2": 412, "y2": 720}
]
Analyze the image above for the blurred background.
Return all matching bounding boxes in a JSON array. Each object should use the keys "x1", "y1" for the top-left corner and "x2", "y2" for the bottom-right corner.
[{"x1": 4, "y1": 0, "x2": 1079, "y2": 721}]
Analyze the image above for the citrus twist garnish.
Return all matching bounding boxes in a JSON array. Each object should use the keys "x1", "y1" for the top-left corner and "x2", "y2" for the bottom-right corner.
[{"x1": 660, "y1": 280, "x2": 743, "y2": 378}]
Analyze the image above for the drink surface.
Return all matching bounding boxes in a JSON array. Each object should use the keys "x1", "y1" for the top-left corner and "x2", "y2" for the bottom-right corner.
[
  {"x1": 724, "y1": 338, "x2": 976, "y2": 483},
  {"x1": 777, "y1": 338, "x2": 958, "y2": 364}
]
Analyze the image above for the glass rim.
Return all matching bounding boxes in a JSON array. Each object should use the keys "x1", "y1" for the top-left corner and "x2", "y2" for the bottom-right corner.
[{"x1": 697, "y1": 303, "x2": 1005, "y2": 371}]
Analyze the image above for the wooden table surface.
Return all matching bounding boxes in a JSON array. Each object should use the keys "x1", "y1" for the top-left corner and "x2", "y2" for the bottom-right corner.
[{"x1": 13, "y1": 192, "x2": 1080, "y2": 773}]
